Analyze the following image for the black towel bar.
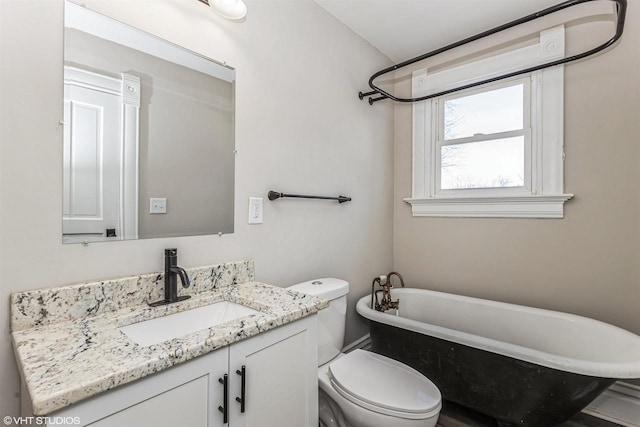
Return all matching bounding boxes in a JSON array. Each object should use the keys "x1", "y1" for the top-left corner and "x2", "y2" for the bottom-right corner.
[{"x1": 268, "y1": 191, "x2": 351, "y2": 204}]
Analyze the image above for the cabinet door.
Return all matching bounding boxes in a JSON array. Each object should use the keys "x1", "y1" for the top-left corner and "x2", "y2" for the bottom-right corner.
[
  {"x1": 228, "y1": 317, "x2": 318, "y2": 427},
  {"x1": 85, "y1": 376, "x2": 209, "y2": 427},
  {"x1": 46, "y1": 348, "x2": 228, "y2": 427}
]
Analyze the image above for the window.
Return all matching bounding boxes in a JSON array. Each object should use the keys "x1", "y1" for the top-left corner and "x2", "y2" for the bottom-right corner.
[
  {"x1": 407, "y1": 26, "x2": 573, "y2": 218},
  {"x1": 438, "y1": 80, "x2": 529, "y2": 192}
]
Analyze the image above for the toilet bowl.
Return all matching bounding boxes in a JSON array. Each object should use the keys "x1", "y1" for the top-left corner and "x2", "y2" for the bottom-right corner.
[
  {"x1": 288, "y1": 278, "x2": 441, "y2": 427},
  {"x1": 319, "y1": 351, "x2": 441, "y2": 427}
]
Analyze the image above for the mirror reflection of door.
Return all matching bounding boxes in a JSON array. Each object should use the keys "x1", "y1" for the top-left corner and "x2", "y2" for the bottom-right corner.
[{"x1": 62, "y1": 67, "x2": 140, "y2": 243}]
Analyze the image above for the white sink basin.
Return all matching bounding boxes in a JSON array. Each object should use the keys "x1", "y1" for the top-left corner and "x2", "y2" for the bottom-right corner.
[{"x1": 121, "y1": 301, "x2": 261, "y2": 346}]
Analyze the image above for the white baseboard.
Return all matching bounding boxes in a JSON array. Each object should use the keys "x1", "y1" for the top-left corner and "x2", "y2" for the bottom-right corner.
[{"x1": 583, "y1": 381, "x2": 640, "y2": 427}]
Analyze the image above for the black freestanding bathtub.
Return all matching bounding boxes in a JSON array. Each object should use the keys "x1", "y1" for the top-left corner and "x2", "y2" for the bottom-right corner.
[{"x1": 356, "y1": 288, "x2": 640, "y2": 427}]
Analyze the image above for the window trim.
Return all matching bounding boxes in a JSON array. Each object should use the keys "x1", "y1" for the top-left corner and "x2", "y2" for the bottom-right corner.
[{"x1": 406, "y1": 25, "x2": 573, "y2": 218}]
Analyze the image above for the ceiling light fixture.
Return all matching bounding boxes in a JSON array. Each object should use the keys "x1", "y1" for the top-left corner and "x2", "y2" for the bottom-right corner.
[{"x1": 208, "y1": 0, "x2": 247, "y2": 21}]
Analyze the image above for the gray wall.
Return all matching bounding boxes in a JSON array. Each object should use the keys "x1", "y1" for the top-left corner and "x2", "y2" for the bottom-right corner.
[
  {"x1": 0, "y1": 0, "x2": 394, "y2": 418},
  {"x1": 138, "y1": 68, "x2": 235, "y2": 238},
  {"x1": 393, "y1": 5, "x2": 640, "y2": 336}
]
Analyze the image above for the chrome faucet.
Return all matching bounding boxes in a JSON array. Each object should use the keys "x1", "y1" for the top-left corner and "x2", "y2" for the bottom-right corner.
[{"x1": 149, "y1": 248, "x2": 191, "y2": 307}]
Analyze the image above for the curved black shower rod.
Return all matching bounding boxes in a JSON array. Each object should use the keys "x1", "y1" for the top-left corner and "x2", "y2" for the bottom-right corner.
[
  {"x1": 359, "y1": 0, "x2": 627, "y2": 105},
  {"x1": 268, "y1": 191, "x2": 351, "y2": 204}
]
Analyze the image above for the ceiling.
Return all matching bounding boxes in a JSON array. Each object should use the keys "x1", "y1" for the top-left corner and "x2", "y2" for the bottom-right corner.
[{"x1": 313, "y1": 0, "x2": 563, "y2": 62}]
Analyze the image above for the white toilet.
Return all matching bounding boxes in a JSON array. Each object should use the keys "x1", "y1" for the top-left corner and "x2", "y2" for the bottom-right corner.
[{"x1": 288, "y1": 278, "x2": 441, "y2": 427}]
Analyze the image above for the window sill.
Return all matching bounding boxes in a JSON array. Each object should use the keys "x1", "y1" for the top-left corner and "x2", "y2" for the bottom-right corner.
[{"x1": 404, "y1": 194, "x2": 574, "y2": 218}]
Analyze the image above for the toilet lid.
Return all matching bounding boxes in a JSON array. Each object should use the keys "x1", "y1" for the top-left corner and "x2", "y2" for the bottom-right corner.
[{"x1": 328, "y1": 350, "x2": 441, "y2": 416}]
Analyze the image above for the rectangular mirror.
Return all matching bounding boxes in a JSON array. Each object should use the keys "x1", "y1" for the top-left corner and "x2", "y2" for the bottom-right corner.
[{"x1": 62, "y1": 1, "x2": 235, "y2": 244}]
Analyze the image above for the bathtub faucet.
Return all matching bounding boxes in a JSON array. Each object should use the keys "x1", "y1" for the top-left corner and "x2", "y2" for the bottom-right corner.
[{"x1": 371, "y1": 272, "x2": 405, "y2": 313}]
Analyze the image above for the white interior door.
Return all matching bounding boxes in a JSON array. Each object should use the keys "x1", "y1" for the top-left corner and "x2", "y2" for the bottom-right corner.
[{"x1": 63, "y1": 83, "x2": 122, "y2": 241}]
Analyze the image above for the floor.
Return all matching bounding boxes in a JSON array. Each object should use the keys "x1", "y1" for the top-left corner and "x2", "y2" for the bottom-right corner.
[{"x1": 436, "y1": 400, "x2": 624, "y2": 427}]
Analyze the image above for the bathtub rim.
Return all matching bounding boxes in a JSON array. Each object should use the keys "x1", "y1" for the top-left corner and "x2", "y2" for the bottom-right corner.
[{"x1": 356, "y1": 289, "x2": 640, "y2": 379}]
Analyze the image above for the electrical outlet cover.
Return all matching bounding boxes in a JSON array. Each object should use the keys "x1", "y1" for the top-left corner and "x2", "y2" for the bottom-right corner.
[{"x1": 150, "y1": 198, "x2": 167, "y2": 214}]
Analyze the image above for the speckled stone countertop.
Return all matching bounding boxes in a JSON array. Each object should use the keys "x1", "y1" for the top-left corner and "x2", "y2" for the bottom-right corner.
[{"x1": 10, "y1": 260, "x2": 328, "y2": 415}]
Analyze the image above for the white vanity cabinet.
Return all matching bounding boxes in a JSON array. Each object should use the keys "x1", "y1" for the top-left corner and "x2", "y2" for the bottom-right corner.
[{"x1": 37, "y1": 316, "x2": 317, "y2": 427}]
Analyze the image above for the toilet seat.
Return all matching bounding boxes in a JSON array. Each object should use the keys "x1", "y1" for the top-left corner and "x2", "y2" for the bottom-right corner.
[{"x1": 328, "y1": 350, "x2": 441, "y2": 420}]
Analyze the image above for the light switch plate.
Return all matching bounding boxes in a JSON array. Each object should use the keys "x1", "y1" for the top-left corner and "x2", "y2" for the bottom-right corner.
[
  {"x1": 248, "y1": 197, "x2": 263, "y2": 224},
  {"x1": 150, "y1": 198, "x2": 167, "y2": 214}
]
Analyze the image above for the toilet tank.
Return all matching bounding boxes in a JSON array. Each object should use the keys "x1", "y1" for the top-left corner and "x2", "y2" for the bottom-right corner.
[{"x1": 288, "y1": 278, "x2": 349, "y2": 366}]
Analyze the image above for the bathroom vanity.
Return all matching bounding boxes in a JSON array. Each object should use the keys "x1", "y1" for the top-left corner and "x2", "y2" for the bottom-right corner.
[{"x1": 11, "y1": 260, "x2": 327, "y2": 427}]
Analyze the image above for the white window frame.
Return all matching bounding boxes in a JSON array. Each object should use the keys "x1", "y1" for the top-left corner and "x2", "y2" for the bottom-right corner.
[{"x1": 405, "y1": 25, "x2": 574, "y2": 218}]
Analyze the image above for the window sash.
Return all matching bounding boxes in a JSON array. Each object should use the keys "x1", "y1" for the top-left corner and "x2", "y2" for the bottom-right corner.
[
  {"x1": 438, "y1": 128, "x2": 527, "y2": 147},
  {"x1": 435, "y1": 128, "x2": 532, "y2": 196},
  {"x1": 436, "y1": 77, "x2": 531, "y2": 142},
  {"x1": 433, "y1": 77, "x2": 532, "y2": 195}
]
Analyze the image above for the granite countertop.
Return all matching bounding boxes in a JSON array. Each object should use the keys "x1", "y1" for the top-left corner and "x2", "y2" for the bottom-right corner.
[{"x1": 10, "y1": 260, "x2": 328, "y2": 415}]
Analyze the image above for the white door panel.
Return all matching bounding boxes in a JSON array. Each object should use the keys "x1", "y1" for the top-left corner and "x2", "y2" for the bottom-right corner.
[{"x1": 63, "y1": 84, "x2": 121, "y2": 239}]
